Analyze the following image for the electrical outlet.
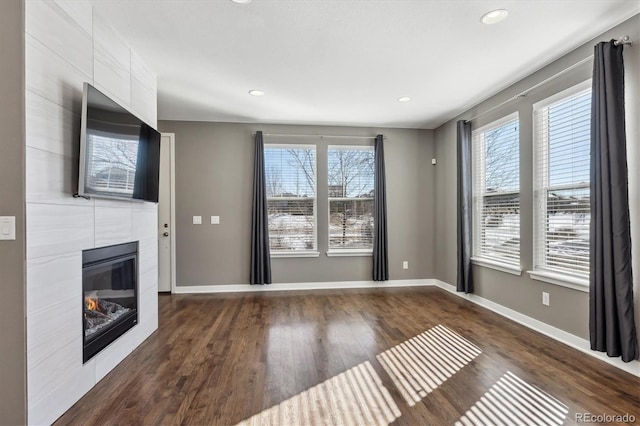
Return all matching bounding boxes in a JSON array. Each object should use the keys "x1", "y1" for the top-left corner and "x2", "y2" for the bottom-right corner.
[
  {"x1": 542, "y1": 292, "x2": 550, "y2": 306},
  {"x1": 402, "y1": 261, "x2": 409, "y2": 269},
  {"x1": 211, "y1": 216, "x2": 220, "y2": 225},
  {"x1": 193, "y1": 216, "x2": 202, "y2": 225}
]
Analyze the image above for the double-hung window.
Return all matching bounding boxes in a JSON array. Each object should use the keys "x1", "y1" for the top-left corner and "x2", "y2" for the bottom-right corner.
[
  {"x1": 472, "y1": 113, "x2": 520, "y2": 269},
  {"x1": 532, "y1": 81, "x2": 591, "y2": 282},
  {"x1": 327, "y1": 146, "x2": 375, "y2": 254},
  {"x1": 264, "y1": 144, "x2": 317, "y2": 255}
]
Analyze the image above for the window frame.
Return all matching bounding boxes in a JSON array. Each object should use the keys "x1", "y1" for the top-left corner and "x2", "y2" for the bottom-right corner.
[
  {"x1": 264, "y1": 143, "x2": 319, "y2": 258},
  {"x1": 471, "y1": 112, "x2": 522, "y2": 272},
  {"x1": 529, "y1": 80, "x2": 592, "y2": 288},
  {"x1": 326, "y1": 145, "x2": 375, "y2": 256}
]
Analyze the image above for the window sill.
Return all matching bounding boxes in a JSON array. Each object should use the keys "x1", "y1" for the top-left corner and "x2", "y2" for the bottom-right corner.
[
  {"x1": 326, "y1": 250, "x2": 373, "y2": 257},
  {"x1": 527, "y1": 270, "x2": 589, "y2": 293},
  {"x1": 471, "y1": 257, "x2": 522, "y2": 276},
  {"x1": 271, "y1": 251, "x2": 320, "y2": 258}
]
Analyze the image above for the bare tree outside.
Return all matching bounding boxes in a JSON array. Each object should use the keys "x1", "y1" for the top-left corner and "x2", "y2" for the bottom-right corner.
[
  {"x1": 484, "y1": 122, "x2": 519, "y2": 192},
  {"x1": 328, "y1": 148, "x2": 374, "y2": 249},
  {"x1": 86, "y1": 134, "x2": 139, "y2": 194},
  {"x1": 476, "y1": 119, "x2": 521, "y2": 261},
  {"x1": 264, "y1": 147, "x2": 317, "y2": 251}
]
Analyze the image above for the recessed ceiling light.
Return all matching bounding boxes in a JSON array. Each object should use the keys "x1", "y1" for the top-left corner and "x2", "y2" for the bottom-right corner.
[
  {"x1": 481, "y1": 9, "x2": 508, "y2": 24},
  {"x1": 398, "y1": 96, "x2": 411, "y2": 102},
  {"x1": 249, "y1": 90, "x2": 264, "y2": 96},
  {"x1": 231, "y1": 0, "x2": 252, "y2": 4}
]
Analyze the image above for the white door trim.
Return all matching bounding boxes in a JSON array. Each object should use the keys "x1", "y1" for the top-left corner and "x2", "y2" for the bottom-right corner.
[{"x1": 161, "y1": 132, "x2": 177, "y2": 293}]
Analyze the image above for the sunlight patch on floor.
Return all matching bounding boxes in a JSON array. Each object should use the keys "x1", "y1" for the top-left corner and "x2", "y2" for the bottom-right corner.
[
  {"x1": 456, "y1": 371, "x2": 569, "y2": 426},
  {"x1": 376, "y1": 324, "x2": 482, "y2": 406},
  {"x1": 235, "y1": 361, "x2": 401, "y2": 426}
]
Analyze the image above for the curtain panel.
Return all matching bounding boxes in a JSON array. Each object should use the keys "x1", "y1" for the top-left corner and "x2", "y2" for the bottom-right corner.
[
  {"x1": 373, "y1": 135, "x2": 389, "y2": 281},
  {"x1": 250, "y1": 131, "x2": 272, "y2": 285},
  {"x1": 457, "y1": 120, "x2": 473, "y2": 293},
  {"x1": 589, "y1": 40, "x2": 638, "y2": 362}
]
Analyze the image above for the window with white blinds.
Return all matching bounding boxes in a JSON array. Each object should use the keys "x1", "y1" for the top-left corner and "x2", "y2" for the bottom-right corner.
[
  {"x1": 327, "y1": 146, "x2": 375, "y2": 251},
  {"x1": 472, "y1": 113, "x2": 520, "y2": 267},
  {"x1": 264, "y1": 144, "x2": 317, "y2": 252},
  {"x1": 533, "y1": 81, "x2": 591, "y2": 278}
]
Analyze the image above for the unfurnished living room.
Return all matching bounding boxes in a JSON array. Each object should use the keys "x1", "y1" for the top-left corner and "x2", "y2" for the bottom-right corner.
[{"x1": 1, "y1": 0, "x2": 640, "y2": 425}]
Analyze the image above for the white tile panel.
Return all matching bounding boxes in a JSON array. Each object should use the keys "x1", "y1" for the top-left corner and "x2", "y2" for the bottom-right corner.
[
  {"x1": 93, "y1": 13, "x2": 131, "y2": 107},
  {"x1": 27, "y1": 336, "x2": 87, "y2": 413},
  {"x1": 138, "y1": 237, "x2": 159, "y2": 292},
  {"x1": 94, "y1": 198, "x2": 134, "y2": 209},
  {"x1": 53, "y1": 0, "x2": 93, "y2": 35},
  {"x1": 26, "y1": 203, "x2": 94, "y2": 259},
  {"x1": 28, "y1": 350, "x2": 95, "y2": 426},
  {"x1": 95, "y1": 206, "x2": 133, "y2": 247},
  {"x1": 132, "y1": 204, "x2": 158, "y2": 240},
  {"x1": 26, "y1": 91, "x2": 79, "y2": 157},
  {"x1": 131, "y1": 287, "x2": 159, "y2": 348},
  {"x1": 93, "y1": 328, "x2": 134, "y2": 382},
  {"x1": 26, "y1": 147, "x2": 88, "y2": 206},
  {"x1": 27, "y1": 295, "x2": 80, "y2": 371},
  {"x1": 26, "y1": 0, "x2": 93, "y2": 77},
  {"x1": 131, "y1": 50, "x2": 157, "y2": 126},
  {"x1": 26, "y1": 34, "x2": 89, "y2": 114},
  {"x1": 26, "y1": 252, "x2": 82, "y2": 316}
]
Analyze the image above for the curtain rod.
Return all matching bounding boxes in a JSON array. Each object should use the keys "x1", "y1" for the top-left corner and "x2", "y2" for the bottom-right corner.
[
  {"x1": 252, "y1": 132, "x2": 387, "y2": 140},
  {"x1": 466, "y1": 35, "x2": 632, "y2": 123}
]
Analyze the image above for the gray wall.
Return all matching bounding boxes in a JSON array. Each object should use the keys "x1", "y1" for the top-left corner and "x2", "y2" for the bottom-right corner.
[
  {"x1": 158, "y1": 121, "x2": 435, "y2": 286},
  {"x1": 0, "y1": 0, "x2": 26, "y2": 424},
  {"x1": 434, "y1": 14, "x2": 640, "y2": 340}
]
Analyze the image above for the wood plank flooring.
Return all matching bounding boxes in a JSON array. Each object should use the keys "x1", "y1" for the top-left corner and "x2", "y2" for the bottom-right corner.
[{"x1": 55, "y1": 287, "x2": 640, "y2": 425}]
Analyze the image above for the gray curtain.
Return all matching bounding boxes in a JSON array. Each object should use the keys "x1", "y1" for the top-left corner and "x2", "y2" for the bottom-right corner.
[
  {"x1": 250, "y1": 131, "x2": 271, "y2": 284},
  {"x1": 589, "y1": 40, "x2": 638, "y2": 362},
  {"x1": 456, "y1": 120, "x2": 473, "y2": 293},
  {"x1": 373, "y1": 134, "x2": 389, "y2": 281}
]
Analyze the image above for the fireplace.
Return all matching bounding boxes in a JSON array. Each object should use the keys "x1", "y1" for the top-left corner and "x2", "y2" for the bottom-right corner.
[{"x1": 83, "y1": 241, "x2": 138, "y2": 363}]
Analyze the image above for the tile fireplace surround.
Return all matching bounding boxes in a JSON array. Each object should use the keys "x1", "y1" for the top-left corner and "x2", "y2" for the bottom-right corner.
[{"x1": 25, "y1": 1, "x2": 159, "y2": 424}]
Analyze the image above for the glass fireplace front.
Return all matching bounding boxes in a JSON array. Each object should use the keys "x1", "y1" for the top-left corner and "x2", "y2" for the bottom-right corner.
[{"x1": 83, "y1": 241, "x2": 138, "y2": 363}]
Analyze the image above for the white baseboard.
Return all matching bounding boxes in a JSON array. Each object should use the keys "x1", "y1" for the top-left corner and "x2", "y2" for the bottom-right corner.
[
  {"x1": 174, "y1": 279, "x2": 435, "y2": 294},
  {"x1": 433, "y1": 279, "x2": 640, "y2": 378}
]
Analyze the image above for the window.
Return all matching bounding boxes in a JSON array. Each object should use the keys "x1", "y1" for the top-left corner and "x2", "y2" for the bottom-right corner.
[
  {"x1": 327, "y1": 146, "x2": 375, "y2": 252},
  {"x1": 533, "y1": 81, "x2": 591, "y2": 279},
  {"x1": 472, "y1": 113, "x2": 520, "y2": 267},
  {"x1": 264, "y1": 145, "x2": 317, "y2": 254}
]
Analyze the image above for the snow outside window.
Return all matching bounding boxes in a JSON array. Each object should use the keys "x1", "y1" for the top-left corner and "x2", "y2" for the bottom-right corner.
[
  {"x1": 327, "y1": 146, "x2": 375, "y2": 252},
  {"x1": 472, "y1": 113, "x2": 520, "y2": 268},
  {"x1": 533, "y1": 81, "x2": 591, "y2": 279},
  {"x1": 264, "y1": 144, "x2": 317, "y2": 253}
]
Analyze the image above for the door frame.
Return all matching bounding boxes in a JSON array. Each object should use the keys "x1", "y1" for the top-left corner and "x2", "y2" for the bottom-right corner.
[{"x1": 160, "y1": 132, "x2": 177, "y2": 293}]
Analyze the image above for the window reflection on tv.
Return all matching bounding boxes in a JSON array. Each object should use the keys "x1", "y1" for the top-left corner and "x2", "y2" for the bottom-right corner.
[{"x1": 78, "y1": 83, "x2": 160, "y2": 203}]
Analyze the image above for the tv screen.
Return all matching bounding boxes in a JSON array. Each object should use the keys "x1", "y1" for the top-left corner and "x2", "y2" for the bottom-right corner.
[{"x1": 78, "y1": 83, "x2": 160, "y2": 203}]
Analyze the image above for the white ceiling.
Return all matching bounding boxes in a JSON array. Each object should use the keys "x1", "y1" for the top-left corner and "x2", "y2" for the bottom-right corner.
[{"x1": 91, "y1": 0, "x2": 640, "y2": 129}]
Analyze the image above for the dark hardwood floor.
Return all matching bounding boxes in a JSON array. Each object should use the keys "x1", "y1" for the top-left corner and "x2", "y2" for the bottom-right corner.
[{"x1": 56, "y1": 287, "x2": 640, "y2": 425}]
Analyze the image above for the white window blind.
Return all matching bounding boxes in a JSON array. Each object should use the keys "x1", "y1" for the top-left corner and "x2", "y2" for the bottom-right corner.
[
  {"x1": 533, "y1": 81, "x2": 591, "y2": 278},
  {"x1": 472, "y1": 113, "x2": 520, "y2": 266},
  {"x1": 264, "y1": 144, "x2": 317, "y2": 252},
  {"x1": 327, "y1": 146, "x2": 375, "y2": 251}
]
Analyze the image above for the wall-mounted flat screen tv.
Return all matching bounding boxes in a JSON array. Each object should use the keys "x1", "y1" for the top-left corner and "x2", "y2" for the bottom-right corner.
[{"x1": 78, "y1": 83, "x2": 160, "y2": 203}]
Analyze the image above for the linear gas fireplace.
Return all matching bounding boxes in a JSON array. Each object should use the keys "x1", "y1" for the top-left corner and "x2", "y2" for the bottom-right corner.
[{"x1": 83, "y1": 241, "x2": 138, "y2": 363}]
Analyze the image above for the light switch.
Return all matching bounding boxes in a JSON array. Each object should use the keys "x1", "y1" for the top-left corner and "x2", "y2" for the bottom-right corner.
[
  {"x1": 193, "y1": 216, "x2": 202, "y2": 225},
  {"x1": 0, "y1": 216, "x2": 16, "y2": 240},
  {"x1": 211, "y1": 216, "x2": 220, "y2": 225},
  {"x1": 431, "y1": 158, "x2": 437, "y2": 165}
]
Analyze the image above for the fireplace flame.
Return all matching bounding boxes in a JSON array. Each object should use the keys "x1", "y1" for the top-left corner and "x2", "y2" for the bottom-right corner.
[{"x1": 85, "y1": 297, "x2": 98, "y2": 311}]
